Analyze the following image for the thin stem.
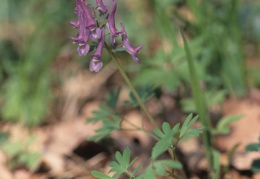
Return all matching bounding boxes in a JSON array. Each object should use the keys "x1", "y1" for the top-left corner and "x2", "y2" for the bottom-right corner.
[
  {"x1": 170, "y1": 139, "x2": 188, "y2": 179},
  {"x1": 105, "y1": 43, "x2": 159, "y2": 129}
]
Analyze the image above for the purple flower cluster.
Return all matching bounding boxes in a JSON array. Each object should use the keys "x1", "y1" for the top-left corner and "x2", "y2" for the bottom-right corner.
[{"x1": 69, "y1": 0, "x2": 143, "y2": 72}]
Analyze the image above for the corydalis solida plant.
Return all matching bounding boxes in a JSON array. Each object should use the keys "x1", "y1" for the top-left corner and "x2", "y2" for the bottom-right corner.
[{"x1": 69, "y1": 0, "x2": 143, "y2": 72}]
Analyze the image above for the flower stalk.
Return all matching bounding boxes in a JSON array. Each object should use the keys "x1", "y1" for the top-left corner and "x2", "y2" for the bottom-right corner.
[{"x1": 104, "y1": 42, "x2": 159, "y2": 129}]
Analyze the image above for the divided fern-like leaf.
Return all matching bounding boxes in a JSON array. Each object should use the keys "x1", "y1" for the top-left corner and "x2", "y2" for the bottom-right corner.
[
  {"x1": 136, "y1": 160, "x2": 182, "y2": 179},
  {"x1": 106, "y1": 88, "x2": 121, "y2": 110},
  {"x1": 109, "y1": 147, "x2": 140, "y2": 178},
  {"x1": 180, "y1": 114, "x2": 197, "y2": 138},
  {"x1": 88, "y1": 115, "x2": 120, "y2": 142},
  {"x1": 124, "y1": 85, "x2": 155, "y2": 106},
  {"x1": 152, "y1": 122, "x2": 180, "y2": 160},
  {"x1": 179, "y1": 114, "x2": 203, "y2": 141},
  {"x1": 92, "y1": 147, "x2": 140, "y2": 179},
  {"x1": 87, "y1": 104, "x2": 112, "y2": 123}
]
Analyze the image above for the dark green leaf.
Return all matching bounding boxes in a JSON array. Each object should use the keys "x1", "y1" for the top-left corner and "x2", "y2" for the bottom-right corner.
[
  {"x1": 87, "y1": 104, "x2": 112, "y2": 123},
  {"x1": 0, "y1": 132, "x2": 9, "y2": 146},
  {"x1": 91, "y1": 171, "x2": 114, "y2": 179},
  {"x1": 246, "y1": 143, "x2": 260, "y2": 152},
  {"x1": 251, "y1": 159, "x2": 260, "y2": 173},
  {"x1": 124, "y1": 85, "x2": 155, "y2": 107},
  {"x1": 106, "y1": 88, "x2": 121, "y2": 110}
]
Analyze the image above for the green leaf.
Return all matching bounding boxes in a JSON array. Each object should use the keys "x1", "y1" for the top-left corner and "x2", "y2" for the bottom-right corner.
[
  {"x1": 0, "y1": 132, "x2": 9, "y2": 146},
  {"x1": 106, "y1": 88, "x2": 121, "y2": 110},
  {"x1": 124, "y1": 85, "x2": 155, "y2": 107},
  {"x1": 180, "y1": 114, "x2": 199, "y2": 138},
  {"x1": 162, "y1": 122, "x2": 171, "y2": 134},
  {"x1": 152, "y1": 123, "x2": 180, "y2": 160},
  {"x1": 154, "y1": 160, "x2": 182, "y2": 176},
  {"x1": 2, "y1": 141, "x2": 24, "y2": 157},
  {"x1": 88, "y1": 115, "x2": 120, "y2": 142},
  {"x1": 251, "y1": 160, "x2": 260, "y2": 173},
  {"x1": 153, "y1": 129, "x2": 164, "y2": 138},
  {"x1": 181, "y1": 126, "x2": 204, "y2": 141},
  {"x1": 123, "y1": 147, "x2": 131, "y2": 168},
  {"x1": 87, "y1": 104, "x2": 112, "y2": 123},
  {"x1": 180, "y1": 98, "x2": 196, "y2": 113},
  {"x1": 115, "y1": 151, "x2": 125, "y2": 169},
  {"x1": 152, "y1": 136, "x2": 172, "y2": 160},
  {"x1": 213, "y1": 114, "x2": 243, "y2": 135},
  {"x1": 88, "y1": 132, "x2": 111, "y2": 142},
  {"x1": 108, "y1": 147, "x2": 139, "y2": 178},
  {"x1": 181, "y1": 30, "x2": 211, "y2": 133},
  {"x1": 91, "y1": 171, "x2": 114, "y2": 179},
  {"x1": 212, "y1": 150, "x2": 220, "y2": 179},
  {"x1": 180, "y1": 114, "x2": 193, "y2": 138},
  {"x1": 245, "y1": 143, "x2": 260, "y2": 152},
  {"x1": 18, "y1": 152, "x2": 41, "y2": 170},
  {"x1": 136, "y1": 165, "x2": 155, "y2": 179}
]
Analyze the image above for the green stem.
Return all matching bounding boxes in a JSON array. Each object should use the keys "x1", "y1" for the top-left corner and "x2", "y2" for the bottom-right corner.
[{"x1": 105, "y1": 43, "x2": 159, "y2": 129}]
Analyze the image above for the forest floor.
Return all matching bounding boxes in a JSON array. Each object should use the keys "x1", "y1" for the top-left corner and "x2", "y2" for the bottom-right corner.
[{"x1": 0, "y1": 62, "x2": 260, "y2": 179}]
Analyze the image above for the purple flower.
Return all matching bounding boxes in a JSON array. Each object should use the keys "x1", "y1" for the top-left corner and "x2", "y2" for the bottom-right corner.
[
  {"x1": 69, "y1": 0, "x2": 143, "y2": 72},
  {"x1": 69, "y1": 2, "x2": 91, "y2": 56},
  {"x1": 69, "y1": 26, "x2": 90, "y2": 56},
  {"x1": 70, "y1": 0, "x2": 103, "y2": 56},
  {"x1": 120, "y1": 23, "x2": 143, "y2": 63},
  {"x1": 73, "y1": 0, "x2": 101, "y2": 41},
  {"x1": 107, "y1": 0, "x2": 123, "y2": 46},
  {"x1": 90, "y1": 27, "x2": 106, "y2": 72},
  {"x1": 95, "y1": 0, "x2": 109, "y2": 16},
  {"x1": 78, "y1": 0, "x2": 101, "y2": 41}
]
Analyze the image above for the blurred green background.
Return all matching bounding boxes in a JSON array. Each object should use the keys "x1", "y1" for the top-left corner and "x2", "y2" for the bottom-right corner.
[
  {"x1": 0, "y1": 0, "x2": 260, "y2": 176},
  {"x1": 0, "y1": 0, "x2": 259, "y2": 125}
]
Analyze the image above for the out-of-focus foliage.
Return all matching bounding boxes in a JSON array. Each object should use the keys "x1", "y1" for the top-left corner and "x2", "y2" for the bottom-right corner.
[
  {"x1": 245, "y1": 138, "x2": 260, "y2": 173},
  {"x1": 124, "y1": 85, "x2": 155, "y2": 106},
  {"x1": 0, "y1": 0, "x2": 259, "y2": 125},
  {"x1": 131, "y1": 0, "x2": 260, "y2": 97},
  {"x1": 0, "y1": 0, "x2": 74, "y2": 125},
  {"x1": 212, "y1": 114, "x2": 243, "y2": 135},
  {"x1": 0, "y1": 136, "x2": 41, "y2": 170}
]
